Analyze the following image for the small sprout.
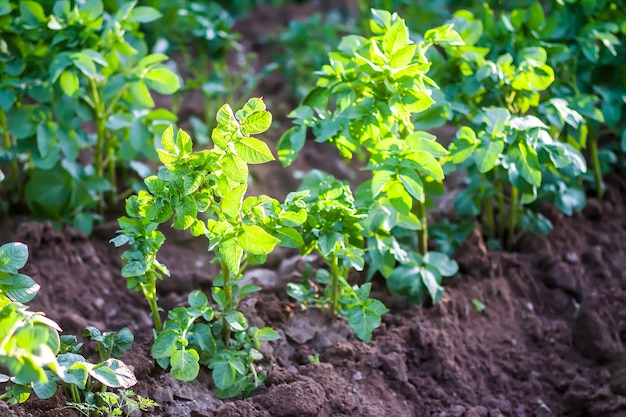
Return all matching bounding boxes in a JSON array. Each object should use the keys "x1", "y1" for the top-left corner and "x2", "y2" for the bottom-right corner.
[
  {"x1": 472, "y1": 299, "x2": 486, "y2": 313},
  {"x1": 308, "y1": 354, "x2": 320, "y2": 365}
]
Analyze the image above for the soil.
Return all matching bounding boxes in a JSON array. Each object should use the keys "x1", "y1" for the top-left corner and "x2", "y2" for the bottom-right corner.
[{"x1": 2, "y1": 3, "x2": 626, "y2": 417}]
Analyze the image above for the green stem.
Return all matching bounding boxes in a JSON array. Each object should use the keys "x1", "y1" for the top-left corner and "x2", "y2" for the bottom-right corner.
[
  {"x1": 70, "y1": 383, "x2": 81, "y2": 403},
  {"x1": 589, "y1": 135, "x2": 604, "y2": 199},
  {"x1": 414, "y1": 200, "x2": 428, "y2": 255},
  {"x1": 220, "y1": 259, "x2": 232, "y2": 344},
  {"x1": 329, "y1": 255, "x2": 340, "y2": 316},
  {"x1": 141, "y1": 277, "x2": 162, "y2": 332},
  {"x1": 0, "y1": 110, "x2": 20, "y2": 197},
  {"x1": 89, "y1": 79, "x2": 107, "y2": 210},
  {"x1": 507, "y1": 186, "x2": 519, "y2": 250},
  {"x1": 496, "y1": 179, "x2": 505, "y2": 240},
  {"x1": 107, "y1": 142, "x2": 116, "y2": 207},
  {"x1": 484, "y1": 195, "x2": 495, "y2": 240}
]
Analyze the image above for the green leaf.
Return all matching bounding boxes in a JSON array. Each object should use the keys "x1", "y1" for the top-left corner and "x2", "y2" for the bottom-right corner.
[
  {"x1": 398, "y1": 168, "x2": 424, "y2": 202},
  {"x1": 233, "y1": 138, "x2": 274, "y2": 164},
  {"x1": 424, "y1": 252, "x2": 458, "y2": 277},
  {"x1": 241, "y1": 111, "x2": 272, "y2": 136},
  {"x1": 509, "y1": 142, "x2": 541, "y2": 187},
  {"x1": 277, "y1": 126, "x2": 306, "y2": 167},
  {"x1": 555, "y1": 186, "x2": 585, "y2": 216},
  {"x1": 225, "y1": 311, "x2": 247, "y2": 332},
  {"x1": 421, "y1": 266, "x2": 443, "y2": 304},
  {"x1": 383, "y1": 19, "x2": 409, "y2": 55},
  {"x1": 176, "y1": 127, "x2": 193, "y2": 154},
  {"x1": 20, "y1": 1, "x2": 47, "y2": 26},
  {"x1": 173, "y1": 198, "x2": 198, "y2": 230},
  {"x1": 424, "y1": 24, "x2": 464, "y2": 45},
  {"x1": 129, "y1": 6, "x2": 162, "y2": 23},
  {"x1": 160, "y1": 125, "x2": 176, "y2": 153},
  {"x1": 182, "y1": 172, "x2": 203, "y2": 196},
  {"x1": 90, "y1": 359, "x2": 137, "y2": 388},
  {"x1": 59, "y1": 71, "x2": 79, "y2": 97},
  {"x1": 222, "y1": 154, "x2": 248, "y2": 183},
  {"x1": 474, "y1": 139, "x2": 504, "y2": 173},
  {"x1": 212, "y1": 361, "x2": 237, "y2": 390},
  {"x1": 129, "y1": 81, "x2": 155, "y2": 108},
  {"x1": 80, "y1": 0, "x2": 103, "y2": 21},
  {"x1": 115, "y1": 328, "x2": 134, "y2": 353},
  {"x1": 151, "y1": 330, "x2": 178, "y2": 359},
  {"x1": 275, "y1": 227, "x2": 304, "y2": 248},
  {"x1": 346, "y1": 299, "x2": 388, "y2": 342},
  {"x1": 221, "y1": 184, "x2": 246, "y2": 219},
  {"x1": 32, "y1": 377, "x2": 57, "y2": 399},
  {"x1": 0, "y1": 242, "x2": 29, "y2": 274},
  {"x1": 220, "y1": 238, "x2": 243, "y2": 275},
  {"x1": 405, "y1": 132, "x2": 447, "y2": 157},
  {"x1": 6, "y1": 274, "x2": 40, "y2": 303},
  {"x1": 170, "y1": 348, "x2": 200, "y2": 382},
  {"x1": 256, "y1": 327, "x2": 280, "y2": 341},
  {"x1": 238, "y1": 225, "x2": 280, "y2": 255},
  {"x1": 72, "y1": 53, "x2": 97, "y2": 78},
  {"x1": 371, "y1": 169, "x2": 393, "y2": 198},
  {"x1": 144, "y1": 68, "x2": 180, "y2": 95}
]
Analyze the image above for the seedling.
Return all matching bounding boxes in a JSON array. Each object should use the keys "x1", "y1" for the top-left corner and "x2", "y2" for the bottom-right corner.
[
  {"x1": 83, "y1": 327, "x2": 134, "y2": 362},
  {"x1": 286, "y1": 170, "x2": 388, "y2": 342},
  {"x1": 0, "y1": 242, "x2": 61, "y2": 402},
  {"x1": 113, "y1": 97, "x2": 301, "y2": 397},
  {"x1": 472, "y1": 299, "x2": 486, "y2": 313},
  {"x1": 66, "y1": 389, "x2": 158, "y2": 417}
]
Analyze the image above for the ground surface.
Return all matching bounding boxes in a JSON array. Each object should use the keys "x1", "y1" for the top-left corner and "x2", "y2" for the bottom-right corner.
[{"x1": 2, "y1": 3, "x2": 626, "y2": 417}]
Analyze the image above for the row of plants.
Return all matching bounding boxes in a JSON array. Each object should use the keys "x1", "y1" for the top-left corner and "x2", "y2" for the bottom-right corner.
[{"x1": 0, "y1": 0, "x2": 624, "y2": 413}]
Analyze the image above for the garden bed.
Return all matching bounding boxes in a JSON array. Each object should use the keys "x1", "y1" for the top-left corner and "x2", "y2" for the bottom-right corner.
[
  {"x1": 2, "y1": 161, "x2": 624, "y2": 417},
  {"x1": 1, "y1": 2, "x2": 625, "y2": 416}
]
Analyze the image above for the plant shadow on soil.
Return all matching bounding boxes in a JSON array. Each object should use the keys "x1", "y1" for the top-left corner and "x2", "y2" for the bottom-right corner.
[{"x1": 2, "y1": 3, "x2": 626, "y2": 417}]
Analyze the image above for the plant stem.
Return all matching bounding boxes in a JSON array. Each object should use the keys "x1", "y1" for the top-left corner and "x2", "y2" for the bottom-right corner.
[
  {"x1": 220, "y1": 259, "x2": 232, "y2": 344},
  {"x1": 70, "y1": 383, "x2": 81, "y2": 403},
  {"x1": 0, "y1": 110, "x2": 20, "y2": 197},
  {"x1": 329, "y1": 255, "x2": 340, "y2": 316},
  {"x1": 89, "y1": 79, "x2": 107, "y2": 211},
  {"x1": 484, "y1": 195, "x2": 495, "y2": 239},
  {"x1": 414, "y1": 200, "x2": 428, "y2": 255},
  {"x1": 589, "y1": 135, "x2": 604, "y2": 199},
  {"x1": 507, "y1": 186, "x2": 519, "y2": 250},
  {"x1": 107, "y1": 141, "x2": 116, "y2": 207},
  {"x1": 496, "y1": 179, "x2": 505, "y2": 240},
  {"x1": 141, "y1": 277, "x2": 161, "y2": 332}
]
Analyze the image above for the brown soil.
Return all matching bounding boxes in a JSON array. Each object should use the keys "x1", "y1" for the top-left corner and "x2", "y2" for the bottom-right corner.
[{"x1": 2, "y1": 3, "x2": 626, "y2": 417}]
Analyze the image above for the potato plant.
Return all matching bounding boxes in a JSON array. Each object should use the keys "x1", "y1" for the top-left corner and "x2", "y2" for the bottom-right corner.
[
  {"x1": 433, "y1": 1, "x2": 624, "y2": 200},
  {"x1": 0, "y1": 0, "x2": 179, "y2": 234},
  {"x1": 112, "y1": 98, "x2": 301, "y2": 397},
  {"x1": 278, "y1": 10, "x2": 461, "y2": 304},
  {"x1": 0, "y1": 242, "x2": 61, "y2": 402},
  {"x1": 286, "y1": 170, "x2": 388, "y2": 342}
]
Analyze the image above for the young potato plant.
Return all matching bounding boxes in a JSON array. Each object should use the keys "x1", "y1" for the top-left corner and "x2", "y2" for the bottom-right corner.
[
  {"x1": 66, "y1": 389, "x2": 158, "y2": 417},
  {"x1": 30, "y1": 333, "x2": 138, "y2": 411},
  {"x1": 286, "y1": 170, "x2": 388, "y2": 342},
  {"x1": 434, "y1": 1, "x2": 624, "y2": 199},
  {"x1": 0, "y1": 242, "x2": 61, "y2": 403},
  {"x1": 112, "y1": 98, "x2": 302, "y2": 397},
  {"x1": 278, "y1": 9, "x2": 461, "y2": 304},
  {"x1": 0, "y1": 245, "x2": 136, "y2": 410},
  {"x1": 0, "y1": 0, "x2": 179, "y2": 233},
  {"x1": 448, "y1": 108, "x2": 586, "y2": 249}
]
